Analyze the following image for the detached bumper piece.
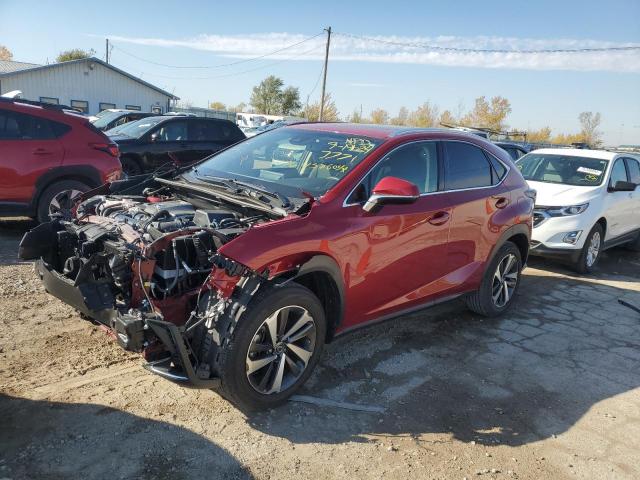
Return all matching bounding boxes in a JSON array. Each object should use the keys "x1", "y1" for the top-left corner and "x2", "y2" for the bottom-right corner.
[
  {"x1": 35, "y1": 259, "x2": 115, "y2": 325},
  {"x1": 145, "y1": 318, "x2": 220, "y2": 388}
]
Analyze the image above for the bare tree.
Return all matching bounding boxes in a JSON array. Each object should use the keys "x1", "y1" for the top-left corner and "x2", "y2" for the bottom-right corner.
[
  {"x1": 578, "y1": 112, "x2": 603, "y2": 146},
  {"x1": 0, "y1": 45, "x2": 13, "y2": 61}
]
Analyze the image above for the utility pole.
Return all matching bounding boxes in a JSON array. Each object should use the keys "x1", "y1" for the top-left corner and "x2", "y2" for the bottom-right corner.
[
  {"x1": 319, "y1": 26, "x2": 332, "y2": 121},
  {"x1": 105, "y1": 38, "x2": 110, "y2": 64}
]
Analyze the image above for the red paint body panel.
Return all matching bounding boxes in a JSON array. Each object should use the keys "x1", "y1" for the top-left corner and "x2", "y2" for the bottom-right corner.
[
  {"x1": 219, "y1": 125, "x2": 532, "y2": 334},
  {"x1": 0, "y1": 100, "x2": 122, "y2": 212}
]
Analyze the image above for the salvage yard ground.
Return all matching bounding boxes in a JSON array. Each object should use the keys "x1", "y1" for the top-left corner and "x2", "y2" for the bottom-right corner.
[{"x1": 1, "y1": 218, "x2": 639, "y2": 480}]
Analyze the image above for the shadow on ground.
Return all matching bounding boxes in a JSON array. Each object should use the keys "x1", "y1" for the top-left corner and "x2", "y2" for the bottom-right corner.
[
  {"x1": 247, "y1": 252, "x2": 640, "y2": 449},
  {"x1": 0, "y1": 394, "x2": 253, "y2": 480}
]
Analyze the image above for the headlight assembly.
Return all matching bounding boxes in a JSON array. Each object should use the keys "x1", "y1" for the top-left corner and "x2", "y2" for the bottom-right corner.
[{"x1": 548, "y1": 203, "x2": 589, "y2": 216}]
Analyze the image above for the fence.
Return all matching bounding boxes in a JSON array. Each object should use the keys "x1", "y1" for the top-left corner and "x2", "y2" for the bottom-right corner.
[{"x1": 170, "y1": 106, "x2": 236, "y2": 122}]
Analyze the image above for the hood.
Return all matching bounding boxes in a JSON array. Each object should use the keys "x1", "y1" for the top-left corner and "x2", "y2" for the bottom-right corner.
[
  {"x1": 108, "y1": 134, "x2": 137, "y2": 144},
  {"x1": 526, "y1": 180, "x2": 601, "y2": 207}
]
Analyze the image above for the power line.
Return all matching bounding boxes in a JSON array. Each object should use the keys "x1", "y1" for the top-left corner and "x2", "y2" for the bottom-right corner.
[
  {"x1": 110, "y1": 32, "x2": 324, "y2": 69},
  {"x1": 334, "y1": 32, "x2": 640, "y2": 53},
  {"x1": 133, "y1": 45, "x2": 323, "y2": 81}
]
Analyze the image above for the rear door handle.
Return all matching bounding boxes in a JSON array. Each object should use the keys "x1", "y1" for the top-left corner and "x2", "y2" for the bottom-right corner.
[
  {"x1": 493, "y1": 196, "x2": 509, "y2": 209},
  {"x1": 33, "y1": 148, "x2": 53, "y2": 155},
  {"x1": 428, "y1": 211, "x2": 450, "y2": 226}
]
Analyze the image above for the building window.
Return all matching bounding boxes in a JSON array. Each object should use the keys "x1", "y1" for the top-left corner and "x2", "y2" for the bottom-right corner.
[
  {"x1": 70, "y1": 100, "x2": 89, "y2": 114},
  {"x1": 99, "y1": 102, "x2": 116, "y2": 111},
  {"x1": 39, "y1": 97, "x2": 59, "y2": 105},
  {"x1": 125, "y1": 105, "x2": 141, "y2": 111},
  {"x1": 151, "y1": 105, "x2": 163, "y2": 115}
]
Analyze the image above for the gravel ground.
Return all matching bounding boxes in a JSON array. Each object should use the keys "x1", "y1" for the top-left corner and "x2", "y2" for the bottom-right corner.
[{"x1": 1, "y1": 217, "x2": 639, "y2": 480}]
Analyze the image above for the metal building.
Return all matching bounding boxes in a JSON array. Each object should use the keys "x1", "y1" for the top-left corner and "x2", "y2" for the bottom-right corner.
[{"x1": 0, "y1": 57, "x2": 178, "y2": 115}]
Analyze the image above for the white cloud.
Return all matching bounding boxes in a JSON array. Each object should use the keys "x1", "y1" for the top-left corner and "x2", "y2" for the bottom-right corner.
[{"x1": 106, "y1": 32, "x2": 640, "y2": 72}]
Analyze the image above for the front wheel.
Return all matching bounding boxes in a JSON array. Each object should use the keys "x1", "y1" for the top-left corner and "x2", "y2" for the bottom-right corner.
[
  {"x1": 466, "y1": 241, "x2": 522, "y2": 317},
  {"x1": 213, "y1": 284, "x2": 326, "y2": 411},
  {"x1": 574, "y1": 224, "x2": 603, "y2": 274}
]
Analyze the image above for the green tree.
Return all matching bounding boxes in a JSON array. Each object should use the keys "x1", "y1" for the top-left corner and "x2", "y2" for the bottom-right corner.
[
  {"x1": 280, "y1": 86, "x2": 302, "y2": 115},
  {"x1": 56, "y1": 48, "x2": 95, "y2": 63},
  {"x1": 209, "y1": 101, "x2": 226, "y2": 111},
  {"x1": 0, "y1": 45, "x2": 13, "y2": 61},
  {"x1": 303, "y1": 92, "x2": 339, "y2": 122},
  {"x1": 578, "y1": 111, "x2": 602, "y2": 146},
  {"x1": 249, "y1": 76, "x2": 301, "y2": 115},
  {"x1": 250, "y1": 76, "x2": 283, "y2": 114},
  {"x1": 369, "y1": 108, "x2": 389, "y2": 125}
]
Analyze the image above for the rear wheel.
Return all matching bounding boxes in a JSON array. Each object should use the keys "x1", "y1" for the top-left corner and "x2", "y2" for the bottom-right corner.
[
  {"x1": 466, "y1": 241, "x2": 522, "y2": 317},
  {"x1": 37, "y1": 180, "x2": 90, "y2": 223},
  {"x1": 574, "y1": 224, "x2": 603, "y2": 273},
  {"x1": 213, "y1": 284, "x2": 326, "y2": 411}
]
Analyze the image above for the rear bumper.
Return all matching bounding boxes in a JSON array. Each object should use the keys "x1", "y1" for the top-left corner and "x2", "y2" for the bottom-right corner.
[{"x1": 528, "y1": 241, "x2": 582, "y2": 263}]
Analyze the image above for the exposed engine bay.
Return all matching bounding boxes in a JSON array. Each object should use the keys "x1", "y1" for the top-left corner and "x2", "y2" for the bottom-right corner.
[{"x1": 18, "y1": 177, "x2": 290, "y2": 385}]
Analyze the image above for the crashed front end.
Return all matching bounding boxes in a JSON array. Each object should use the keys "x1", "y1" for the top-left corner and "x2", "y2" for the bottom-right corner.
[{"x1": 19, "y1": 184, "x2": 273, "y2": 388}]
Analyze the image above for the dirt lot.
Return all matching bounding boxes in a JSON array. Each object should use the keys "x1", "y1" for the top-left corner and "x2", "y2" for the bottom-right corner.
[{"x1": 1, "y1": 218, "x2": 639, "y2": 480}]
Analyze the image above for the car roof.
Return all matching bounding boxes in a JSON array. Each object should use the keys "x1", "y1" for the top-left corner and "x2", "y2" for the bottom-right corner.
[
  {"x1": 531, "y1": 148, "x2": 618, "y2": 160},
  {"x1": 285, "y1": 122, "x2": 474, "y2": 140}
]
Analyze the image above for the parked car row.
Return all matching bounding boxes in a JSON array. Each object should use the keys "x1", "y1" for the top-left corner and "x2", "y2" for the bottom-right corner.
[{"x1": 6, "y1": 107, "x2": 640, "y2": 409}]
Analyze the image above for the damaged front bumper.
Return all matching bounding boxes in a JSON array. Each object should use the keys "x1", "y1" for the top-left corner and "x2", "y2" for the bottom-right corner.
[{"x1": 31, "y1": 250, "x2": 264, "y2": 390}]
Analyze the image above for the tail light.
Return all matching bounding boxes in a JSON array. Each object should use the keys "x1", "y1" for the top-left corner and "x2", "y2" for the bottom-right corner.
[{"x1": 90, "y1": 142, "x2": 120, "y2": 157}]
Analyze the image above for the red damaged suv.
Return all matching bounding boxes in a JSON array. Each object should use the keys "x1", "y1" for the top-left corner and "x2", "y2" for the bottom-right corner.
[{"x1": 19, "y1": 123, "x2": 533, "y2": 409}]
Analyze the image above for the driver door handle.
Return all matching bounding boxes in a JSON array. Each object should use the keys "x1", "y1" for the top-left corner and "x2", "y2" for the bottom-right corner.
[{"x1": 428, "y1": 211, "x2": 450, "y2": 226}]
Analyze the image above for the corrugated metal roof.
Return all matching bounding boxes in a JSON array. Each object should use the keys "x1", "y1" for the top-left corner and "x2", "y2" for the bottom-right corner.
[
  {"x1": 0, "y1": 60, "x2": 41, "y2": 74},
  {"x1": 0, "y1": 57, "x2": 178, "y2": 99}
]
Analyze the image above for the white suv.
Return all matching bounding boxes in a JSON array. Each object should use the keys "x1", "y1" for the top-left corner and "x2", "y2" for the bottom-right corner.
[{"x1": 516, "y1": 148, "x2": 640, "y2": 273}]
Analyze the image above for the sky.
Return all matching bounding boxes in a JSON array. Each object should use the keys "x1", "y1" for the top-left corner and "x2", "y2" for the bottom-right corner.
[{"x1": 1, "y1": 0, "x2": 639, "y2": 144}]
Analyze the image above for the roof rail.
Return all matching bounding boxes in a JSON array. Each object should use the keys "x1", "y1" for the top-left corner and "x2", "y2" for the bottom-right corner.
[{"x1": 0, "y1": 96, "x2": 81, "y2": 113}]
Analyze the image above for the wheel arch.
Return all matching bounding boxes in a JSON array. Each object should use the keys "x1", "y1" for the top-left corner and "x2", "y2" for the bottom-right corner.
[
  {"x1": 31, "y1": 166, "x2": 102, "y2": 213},
  {"x1": 487, "y1": 223, "x2": 531, "y2": 267},
  {"x1": 271, "y1": 254, "x2": 345, "y2": 343}
]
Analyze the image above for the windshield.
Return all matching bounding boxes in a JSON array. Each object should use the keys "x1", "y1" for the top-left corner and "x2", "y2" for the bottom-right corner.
[
  {"x1": 516, "y1": 153, "x2": 609, "y2": 186},
  {"x1": 94, "y1": 110, "x2": 113, "y2": 119},
  {"x1": 93, "y1": 111, "x2": 125, "y2": 129},
  {"x1": 107, "y1": 116, "x2": 165, "y2": 138},
  {"x1": 194, "y1": 128, "x2": 382, "y2": 197}
]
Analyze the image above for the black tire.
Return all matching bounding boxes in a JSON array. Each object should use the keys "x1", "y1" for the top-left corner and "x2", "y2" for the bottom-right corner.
[
  {"x1": 36, "y1": 180, "x2": 90, "y2": 223},
  {"x1": 213, "y1": 283, "x2": 326, "y2": 411},
  {"x1": 120, "y1": 156, "x2": 143, "y2": 176},
  {"x1": 465, "y1": 241, "x2": 522, "y2": 317},
  {"x1": 574, "y1": 224, "x2": 603, "y2": 274}
]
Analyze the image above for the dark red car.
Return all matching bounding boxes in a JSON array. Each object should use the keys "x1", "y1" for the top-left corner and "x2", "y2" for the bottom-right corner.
[
  {"x1": 0, "y1": 98, "x2": 122, "y2": 222},
  {"x1": 19, "y1": 123, "x2": 533, "y2": 409}
]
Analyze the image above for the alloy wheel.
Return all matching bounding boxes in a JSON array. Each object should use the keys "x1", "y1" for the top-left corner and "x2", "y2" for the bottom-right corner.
[
  {"x1": 49, "y1": 189, "x2": 83, "y2": 220},
  {"x1": 586, "y1": 231, "x2": 601, "y2": 267},
  {"x1": 245, "y1": 306, "x2": 317, "y2": 395},
  {"x1": 491, "y1": 253, "x2": 519, "y2": 308}
]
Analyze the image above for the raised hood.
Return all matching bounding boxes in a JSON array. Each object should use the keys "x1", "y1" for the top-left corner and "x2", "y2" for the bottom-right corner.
[{"x1": 526, "y1": 180, "x2": 601, "y2": 207}]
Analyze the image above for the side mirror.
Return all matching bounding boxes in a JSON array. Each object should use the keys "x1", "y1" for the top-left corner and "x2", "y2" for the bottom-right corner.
[
  {"x1": 363, "y1": 176, "x2": 420, "y2": 212},
  {"x1": 610, "y1": 180, "x2": 637, "y2": 192},
  {"x1": 150, "y1": 132, "x2": 160, "y2": 142}
]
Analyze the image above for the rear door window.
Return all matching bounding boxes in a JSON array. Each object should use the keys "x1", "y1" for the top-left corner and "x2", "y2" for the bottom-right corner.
[
  {"x1": 443, "y1": 141, "x2": 493, "y2": 190},
  {"x1": 0, "y1": 110, "x2": 57, "y2": 140},
  {"x1": 190, "y1": 120, "x2": 243, "y2": 142},
  {"x1": 155, "y1": 120, "x2": 188, "y2": 141}
]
